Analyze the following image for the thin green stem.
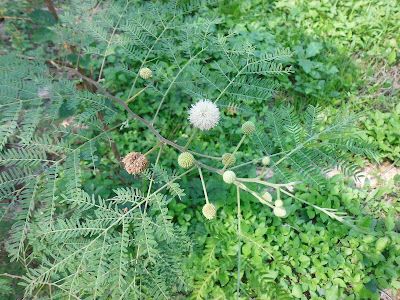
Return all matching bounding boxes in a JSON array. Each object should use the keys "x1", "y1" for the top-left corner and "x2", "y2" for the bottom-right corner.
[
  {"x1": 184, "y1": 127, "x2": 199, "y2": 150},
  {"x1": 234, "y1": 182, "x2": 274, "y2": 209},
  {"x1": 236, "y1": 185, "x2": 241, "y2": 299},
  {"x1": 258, "y1": 165, "x2": 266, "y2": 180},
  {"x1": 198, "y1": 166, "x2": 209, "y2": 204},
  {"x1": 144, "y1": 141, "x2": 163, "y2": 156},
  {"x1": 236, "y1": 177, "x2": 300, "y2": 189},
  {"x1": 222, "y1": 135, "x2": 246, "y2": 172}
]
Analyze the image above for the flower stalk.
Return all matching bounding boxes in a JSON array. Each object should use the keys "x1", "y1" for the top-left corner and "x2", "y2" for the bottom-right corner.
[
  {"x1": 184, "y1": 127, "x2": 199, "y2": 150},
  {"x1": 221, "y1": 135, "x2": 246, "y2": 172}
]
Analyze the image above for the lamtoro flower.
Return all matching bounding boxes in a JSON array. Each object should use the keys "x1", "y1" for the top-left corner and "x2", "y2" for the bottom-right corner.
[{"x1": 188, "y1": 99, "x2": 220, "y2": 131}]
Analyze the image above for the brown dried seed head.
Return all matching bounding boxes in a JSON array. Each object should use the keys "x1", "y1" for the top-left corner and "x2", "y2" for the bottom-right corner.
[{"x1": 122, "y1": 152, "x2": 149, "y2": 175}]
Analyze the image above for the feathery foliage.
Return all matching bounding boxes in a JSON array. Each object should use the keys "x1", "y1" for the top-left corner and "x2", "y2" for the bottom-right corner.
[{"x1": 0, "y1": 0, "x2": 381, "y2": 298}]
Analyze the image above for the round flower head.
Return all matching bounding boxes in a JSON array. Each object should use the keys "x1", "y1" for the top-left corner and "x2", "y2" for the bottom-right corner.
[
  {"x1": 274, "y1": 200, "x2": 283, "y2": 208},
  {"x1": 202, "y1": 203, "x2": 216, "y2": 220},
  {"x1": 188, "y1": 99, "x2": 220, "y2": 131},
  {"x1": 139, "y1": 67, "x2": 152, "y2": 79},
  {"x1": 178, "y1": 152, "x2": 194, "y2": 169},
  {"x1": 262, "y1": 192, "x2": 272, "y2": 202},
  {"x1": 123, "y1": 152, "x2": 149, "y2": 175},
  {"x1": 242, "y1": 121, "x2": 255, "y2": 136},
  {"x1": 222, "y1": 153, "x2": 236, "y2": 167},
  {"x1": 262, "y1": 156, "x2": 270, "y2": 166},
  {"x1": 223, "y1": 170, "x2": 236, "y2": 184},
  {"x1": 273, "y1": 206, "x2": 286, "y2": 217}
]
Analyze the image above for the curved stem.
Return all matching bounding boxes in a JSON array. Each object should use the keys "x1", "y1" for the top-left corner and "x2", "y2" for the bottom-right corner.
[{"x1": 184, "y1": 127, "x2": 199, "y2": 150}]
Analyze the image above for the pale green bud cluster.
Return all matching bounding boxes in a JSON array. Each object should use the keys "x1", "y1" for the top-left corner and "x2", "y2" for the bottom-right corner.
[
  {"x1": 261, "y1": 191, "x2": 272, "y2": 202},
  {"x1": 222, "y1": 153, "x2": 236, "y2": 167},
  {"x1": 223, "y1": 170, "x2": 236, "y2": 184},
  {"x1": 202, "y1": 203, "x2": 217, "y2": 220},
  {"x1": 139, "y1": 67, "x2": 152, "y2": 79},
  {"x1": 242, "y1": 121, "x2": 255, "y2": 136},
  {"x1": 178, "y1": 152, "x2": 194, "y2": 169},
  {"x1": 262, "y1": 156, "x2": 270, "y2": 166},
  {"x1": 273, "y1": 207, "x2": 286, "y2": 217}
]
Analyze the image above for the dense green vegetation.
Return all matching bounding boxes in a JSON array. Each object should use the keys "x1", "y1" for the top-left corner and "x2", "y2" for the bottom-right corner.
[{"x1": 0, "y1": 0, "x2": 399, "y2": 299}]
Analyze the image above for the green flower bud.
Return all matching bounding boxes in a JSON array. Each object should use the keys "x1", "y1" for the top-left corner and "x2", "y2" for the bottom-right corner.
[
  {"x1": 274, "y1": 200, "x2": 283, "y2": 208},
  {"x1": 242, "y1": 121, "x2": 255, "y2": 136},
  {"x1": 202, "y1": 203, "x2": 216, "y2": 220},
  {"x1": 261, "y1": 192, "x2": 272, "y2": 202},
  {"x1": 262, "y1": 156, "x2": 270, "y2": 166},
  {"x1": 273, "y1": 207, "x2": 286, "y2": 217},
  {"x1": 222, "y1": 153, "x2": 236, "y2": 167},
  {"x1": 178, "y1": 152, "x2": 194, "y2": 169},
  {"x1": 139, "y1": 67, "x2": 152, "y2": 79},
  {"x1": 223, "y1": 170, "x2": 236, "y2": 184}
]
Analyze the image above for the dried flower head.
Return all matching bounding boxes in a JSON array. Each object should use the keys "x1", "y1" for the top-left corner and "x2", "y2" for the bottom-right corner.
[
  {"x1": 273, "y1": 206, "x2": 286, "y2": 217},
  {"x1": 223, "y1": 170, "x2": 236, "y2": 184},
  {"x1": 123, "y1": 152, "x2": 149, "y2": 175},
  {"x1": 202, "y1": 203, "x2": 216, "y2": 220},
  {"x1": 139, "y1": 67, "x2": 152, "y2": 79},
  {"x1": 178, "y1": 152, "x2": 194, "y2": 169},
  {"x1": 242, "y1": 121, "x2": 255, "y2": 136},
  {"x1": 222, "y1": 153, "x2": 236, "y2": 167},
  {"x1": 188, "y1": 99, "x2": 220, "y2": 131}
]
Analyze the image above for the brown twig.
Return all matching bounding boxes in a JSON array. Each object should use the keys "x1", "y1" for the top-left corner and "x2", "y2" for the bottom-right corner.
[
  {"x1": 44, "y1": 0, "x2": 59, "y2": 22},
  {"x1": 0, "y1": 273, "x2": 24, "y2": 280}
]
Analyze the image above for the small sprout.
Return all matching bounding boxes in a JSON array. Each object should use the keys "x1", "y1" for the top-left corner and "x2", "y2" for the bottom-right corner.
[
  {"x1": 274, "y1": 199, "x2": 283, "y2": 208},
  {"x1": 123, "y1": 152, "x2": 149, "y2": 175},
  {"x1": 222, "y1": 153, "x2": 236, "y2": 167},
  {"x1": 242, "y1": 121, "x2": 255, "y2": 136},
  {"x1": 202, "y1": 203, "x2": 216, "y2": 220},
  {"x1": 273, "y1": 206, "x2": 286, "y2": 217},
  {"x1": 262, "y1": 156, "x2": 270, "y2": 166},
  {"x1": 139, "y1": 67, "x2": 152, "y2": 79},
  {"x1": 261, "y1": 191, "x2": 272, "y2": 202},
  {"x1": 188, "y1": 99, "x2": 220, "y2": 131},
  {"x1": 223, "y1": 170, "x2": 236, "y2": 184},
  {"x1": 178, "y1": 152, "x2": 194, "y2": 169}
]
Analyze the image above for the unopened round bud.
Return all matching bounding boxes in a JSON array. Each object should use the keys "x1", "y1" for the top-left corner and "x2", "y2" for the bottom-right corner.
[
  {"x1": 274, "y1": 200, "x2": 283, "y2": 208},
  {"x1": 139, "y1": 67, "x2": 152, "y2": 79},
  {"x1": 262, "y1": 156, "x2": 270, "y2": 166},
  {"x1": 273, "y1": 207, "x2": 286, "y2": 217},
  {"x1": 261, "y1": 192, "x2": 272, "y2": 202},
  {"x1": 202, "y1": 203, "x2": 216, "y2": 220},
  {"x1": 223, "y1": 170, "x2": 236, "y2": 184},
  {"x1": 178, "y1": 152, "x2": 194, "y2": 169},
  {"x1": 242, "y1": 121, "x2": 255, "y2": 136},
  {"x1": 222, "y1": 153, "x2": 236, "y2": 167},
  {"x1": 122, "y1": 152, "x2": 149, "y2": 175}
]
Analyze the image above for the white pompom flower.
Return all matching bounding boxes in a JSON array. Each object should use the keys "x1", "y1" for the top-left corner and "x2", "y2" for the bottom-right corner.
[{"x1": 188, "y1": 99, "x2": 220, "y2": 131}]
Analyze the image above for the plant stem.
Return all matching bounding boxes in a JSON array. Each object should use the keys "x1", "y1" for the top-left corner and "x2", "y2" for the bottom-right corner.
[
  {"x1": 236, "y1": 185, "x2": 241, "y2": 299},
  {"x1": 258, "y1": 165, "x2": 266, "y2": 180},
  {"x1": 222, "y1": 135, "x2": 246, "y2": 172},
  {"x1": 198, "y1": 166, "x2": 209, "y2": 204},
  {"x1": 234, "y1": 182, "x2": 274, "y2": 209},
  {"x1": 184, "y1": 127, "x2": 199, "y2": 150},
  {"x1": 126, "y1": 86, "x2": 149, "y2": 104},
  {"x1": 144, "y1": 141, "x2": 163, "y2": 156}
]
